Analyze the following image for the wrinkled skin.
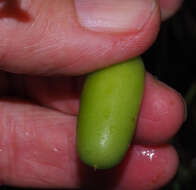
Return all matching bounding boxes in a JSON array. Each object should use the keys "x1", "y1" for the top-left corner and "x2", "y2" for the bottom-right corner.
[{"x1": 0, "y1": 0, "x2": 185, "y2": 189}]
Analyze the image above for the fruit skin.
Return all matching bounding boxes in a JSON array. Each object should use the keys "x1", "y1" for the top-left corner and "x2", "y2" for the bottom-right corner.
[{"x1": 77, "y1": 57, "x2": 145, "y2": 169}]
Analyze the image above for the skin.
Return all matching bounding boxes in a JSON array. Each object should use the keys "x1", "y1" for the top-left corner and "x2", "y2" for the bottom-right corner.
[
  {"x1": 0, "y1": 0, "x2": 185, "y2": 189},
  {"x1": 158, "y1": 0, "x2": 183, "y2": 20},
  {"x1": 78, "y1": 58, "x2": 145, "y2": 169}
]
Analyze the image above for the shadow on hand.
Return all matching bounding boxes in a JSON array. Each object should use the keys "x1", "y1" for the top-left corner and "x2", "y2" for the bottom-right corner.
[{"x1": 0, "y1": 0, "x2": 31, "y2": 22}]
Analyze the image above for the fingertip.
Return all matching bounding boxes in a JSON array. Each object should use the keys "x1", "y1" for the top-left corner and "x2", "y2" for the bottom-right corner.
[
  {"x1": 159, "y1": 0, "x2": 183, "y2": 21},
  {"x1": 64, "y1": 2, "x2": 161, "y2": 75},
  {"x1": 135, "y1": 73, "x2": 185, "y2": 144},
  {"x1": 108, "y1": 144, "x2": 179, "y2": 190}
]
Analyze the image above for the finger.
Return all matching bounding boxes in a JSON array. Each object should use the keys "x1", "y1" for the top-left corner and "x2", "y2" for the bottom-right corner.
[
  {"x1": 134, "y1": 73, "x2": 186, "y2": 145},
  {"x1": 89, "y1": 145, "x2": 178, "y2": 190},
  {"x1": 0, "y1": 0, "x2": 160, "y2": 75},
  {"x1": 0, "y1": 99, "x2": 178, "y2": 189},
  {"x1": 0, "y1": 99, "x2": 80, "y2": 188},
  {"x1": 24, "y1": 73, "x2": 185, "y2": 144},
  {"x1": 25, "y1": 75, "x2": 84, "y2": 115},
  {"x1": 158, "y1": 0, "x2": 183, "y2": 21}
]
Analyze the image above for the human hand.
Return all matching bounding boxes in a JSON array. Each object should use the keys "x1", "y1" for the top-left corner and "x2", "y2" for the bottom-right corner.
[{"x1": 0, "y1": 0, "x2": 185, "y2": 189}]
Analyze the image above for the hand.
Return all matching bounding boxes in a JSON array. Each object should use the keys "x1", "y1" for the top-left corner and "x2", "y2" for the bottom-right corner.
[{"x1": 0, "y1": 0, "x2": 185, "y2": 189}]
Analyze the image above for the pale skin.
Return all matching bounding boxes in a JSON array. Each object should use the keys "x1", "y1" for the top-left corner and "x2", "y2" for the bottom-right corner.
[{"x1": 0, "y1": 0, "x2": 185, "y2": 189}]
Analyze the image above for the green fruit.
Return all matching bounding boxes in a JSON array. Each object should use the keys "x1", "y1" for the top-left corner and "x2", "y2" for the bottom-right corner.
[{"x1": 77, "y1": 57, "x2": 145, "y2": 169}]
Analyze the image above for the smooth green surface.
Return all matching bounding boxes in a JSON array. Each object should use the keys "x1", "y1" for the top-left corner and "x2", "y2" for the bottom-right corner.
[{"x1": 77, "y1": 57, "x2": 145, "y2": 169}]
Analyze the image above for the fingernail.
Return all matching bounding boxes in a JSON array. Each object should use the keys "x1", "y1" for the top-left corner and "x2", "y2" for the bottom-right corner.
[{"x1": 74, "y1": 0, "x2": 156, "y2": 33}]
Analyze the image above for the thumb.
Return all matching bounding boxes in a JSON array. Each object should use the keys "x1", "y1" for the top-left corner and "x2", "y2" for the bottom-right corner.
[{"x1": 0, "y1": 0, "x2": 160, "y2": 75}]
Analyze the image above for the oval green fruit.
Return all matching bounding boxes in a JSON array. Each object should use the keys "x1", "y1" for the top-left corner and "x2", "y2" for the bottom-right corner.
[{"x1": 77, "y1": 57, "x2": 145, "y2": 169}]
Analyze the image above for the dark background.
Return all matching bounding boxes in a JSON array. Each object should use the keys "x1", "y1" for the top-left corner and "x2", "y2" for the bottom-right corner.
[
  {"x1": 1, "y1": 0, "x2": 196, "y2": 189},
  {"x1": 145, "y1": 1, "x2": 196, "y2": 189}
]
